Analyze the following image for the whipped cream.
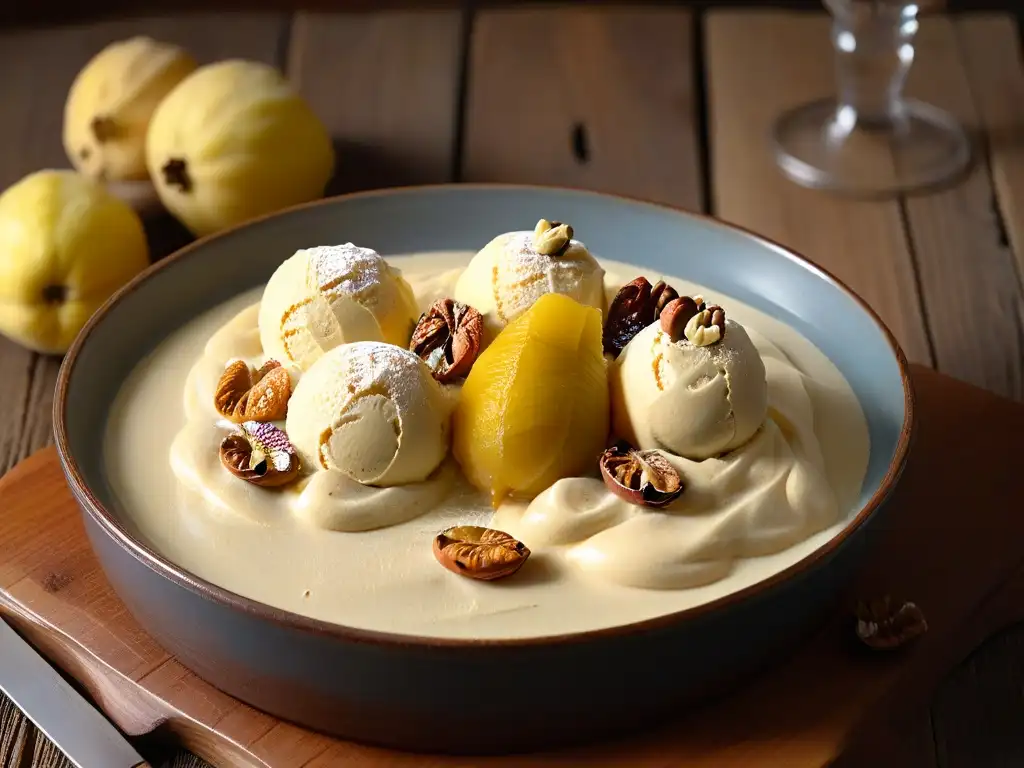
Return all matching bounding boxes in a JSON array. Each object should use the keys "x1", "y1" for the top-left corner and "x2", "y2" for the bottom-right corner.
[
  {"x1": 495, "y1": 332, "x2": 838, "y2": 589},
  {"x1": 104, "y1": 254, "x2": 870, "y2": 639}
]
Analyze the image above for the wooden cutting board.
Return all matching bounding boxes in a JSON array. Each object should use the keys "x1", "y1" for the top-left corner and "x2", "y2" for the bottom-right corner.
[{"x1": 1, "y1": 364, "x2": 1023, "y2": 767}]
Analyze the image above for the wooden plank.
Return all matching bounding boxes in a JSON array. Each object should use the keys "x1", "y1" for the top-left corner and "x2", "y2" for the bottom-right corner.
[
  {"x1": 957, "y1": 16, "x2": 1024, "y2": 282},
  {"x1": 899, "y1": 16, "x2": 1024, "y2": 400},
  {"x1": 463, "y1": 6, "x2": 703, "y2": 211},
  {"x1": 705, "y1": 10, "x2": 933, "y2": 366},
  {"x1": 287, "y1": 10, "x2": 463, "y2": 194},
  {"x1": 931, "y1": 623, "x2": 1024, "y2": 768}
]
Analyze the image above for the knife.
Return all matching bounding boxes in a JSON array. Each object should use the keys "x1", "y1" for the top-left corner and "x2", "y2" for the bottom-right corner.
[{"x1": 0, "y1": 617, "x2": 149, "y2": 768}]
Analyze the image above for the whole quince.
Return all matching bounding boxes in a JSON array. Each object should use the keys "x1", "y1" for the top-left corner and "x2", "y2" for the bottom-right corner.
[
  {"x1": 146, "y1": 60, "x2": 335, "y2": 237},
  {"x1": 0, "y1": 170, "x2": 149, "y2": 354},
  {"x1": 63, "y1": 36, "x2": 198, "y2": 182}
]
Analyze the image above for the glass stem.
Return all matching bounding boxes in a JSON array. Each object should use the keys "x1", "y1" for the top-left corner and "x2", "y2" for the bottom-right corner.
[{"x1": 830, "y1": 2, "x2": 919, "y2": 128}]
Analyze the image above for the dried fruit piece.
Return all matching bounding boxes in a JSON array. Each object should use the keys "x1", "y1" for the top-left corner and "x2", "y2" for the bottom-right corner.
[
  {"x1": 532, "y1": 218, "x2": 574, "y2": 256},
  {"x1": 214, "y1": 359, "x2": 291, "y2": 423},
  {"x1": 433, "y1": 525, "x2": 531, "y2": 581},
  {"x1": 659, "y1": 296, "x2": 700, "y2": 342},
  {"x1": 603, "y1": 277, "x2": 654, "y2": 357},
  {"x1": 599, "y1": 441, "x2": 683, "y2": 508},
  {"x1": 855, "y1": 597, "x2": 928, "y2": 650},
  {"x1": 219, "y1": 421, "x2": 300, "y2": 487},
  {"x1": 409, "y1": 298, "x2": 484, "y2": 383},
  {"x1": 684, "y1": 305, "x2": 726, "y2": 347}
]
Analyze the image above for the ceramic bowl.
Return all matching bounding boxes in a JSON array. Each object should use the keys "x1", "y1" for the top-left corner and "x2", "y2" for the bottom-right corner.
[{"x1": 53, "y1": 184, "x2": 913, "y2": 754}]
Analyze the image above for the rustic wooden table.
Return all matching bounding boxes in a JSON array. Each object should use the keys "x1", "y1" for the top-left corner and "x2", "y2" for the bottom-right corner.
[{"x1": 0, "y1": 5, "x2": 1021, "y2": 767}]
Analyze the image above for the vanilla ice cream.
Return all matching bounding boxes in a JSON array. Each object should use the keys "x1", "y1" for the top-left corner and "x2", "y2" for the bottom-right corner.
[
  {"x1": 258, "y1": 243, "x2": 419, "y2": 371},
  {"x1": 285, "y1": 341, "x2": 450, "y2": 486},
  {"x1": 454, "y1": 221, "x2": 605, "y2": 339},
  {"x1": 610, "y1": 319, "x2": 768, "y2": 460}
]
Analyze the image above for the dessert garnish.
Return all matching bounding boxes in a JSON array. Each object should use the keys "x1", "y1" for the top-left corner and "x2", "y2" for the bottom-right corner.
[
  {"x1": 432, "y1": 525, "x2": 531, "y2": 581},
  {"x1": 532, "y1": 218, "x2": 574, "y2": 256},
  {"x1": 603, "y1": 277, "x2": 653, "y2": 357},
  {"x1": 603, "y1": 276, "x2": 682, "y2": 357},
  {"x1": 599, "y1": 441, "x2": 684, "y2": 508},
  {"x1": 214, "y1": 359, "x2": 291, "y2": 423},
  {"x1": 409, "y1": 298, "x2": 483, "y2": 383},
  {"x1": 855, "y1": 596, "x2": 928, "y2": 650},
  {"x1": 684, "y1": 304, "x2": 726, "y2": 347},
  {"x1": 659, "y1": 296, "x2": 700, "y2": 342},
  {"x1": 650, "y1": 280, "x2": 679, "y2": 317},
  {"x1": 219, "y1": 420, "x2": 300, "y2": 487}
]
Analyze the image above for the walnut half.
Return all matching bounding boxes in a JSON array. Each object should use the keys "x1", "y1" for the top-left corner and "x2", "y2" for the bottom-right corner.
[
  {"x1": 219, "y1": 421, "x2": 300, "y2": 488},
  {"x1": 409, "y1": 298, "x2": 483, "y2": 383},
  {"x1": 599, "y1": 441, "x2": 684, "y2": 508},
  {"x1": 433, "y1": 525, "x2": 531, "y2": 581},
  {"x1": 855, "y1": 596, "x2": 928, "y2": 650},
  {"x1": 214, "y1": 359, "x2": 291, "y2": 423}
]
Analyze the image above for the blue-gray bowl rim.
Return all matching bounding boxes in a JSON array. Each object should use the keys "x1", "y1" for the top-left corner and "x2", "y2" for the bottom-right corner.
[{"x1": 52, "y1": 182, "x2": 915, "y2": 649}]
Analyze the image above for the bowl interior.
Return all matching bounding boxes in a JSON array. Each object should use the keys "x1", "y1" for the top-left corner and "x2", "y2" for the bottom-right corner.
[{"x1": 62, "y1": 184, "x2": 908, "y2": 588}]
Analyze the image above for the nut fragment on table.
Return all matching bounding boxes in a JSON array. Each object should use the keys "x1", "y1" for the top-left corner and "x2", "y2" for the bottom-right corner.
[
  {"x1": 599, "y1": 441, "x2": 684, "y2": 508},
  {"x1": 214, "y1": 359, "x2": 291, "y2": 422},
  {"x1": 855, "y1": 596, "x2": 928, "y2": 650},
  {"x1": 220, "y1": 421, "x2": 300, "y2": 488},
  {"x1": 409, "y1": 298, "x2": 483, "y2": 383},
  {"x1": 433, "y1": 525, "x2": 531, "y2": 581}
]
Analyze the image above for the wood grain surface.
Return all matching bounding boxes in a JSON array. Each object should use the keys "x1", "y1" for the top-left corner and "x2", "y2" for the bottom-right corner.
[
  {"x1": 0, "y1": 13, "x2": 290, "y2": 482},
  {"x1": 288, "y1": 9, "x2": 463, "y2": 193},
  {"x1": 705, "y1": 10, "x2": 934, "y2": 366},
  {"x1": 0, "y1": 5, "x2": 1022, "y2": 767},
  {"x1": 1, "y1": 365, "x2": 1023, "y2": 768},
  {"x1": 464, "y1": 6, "x2": 703, "y2": 210}
]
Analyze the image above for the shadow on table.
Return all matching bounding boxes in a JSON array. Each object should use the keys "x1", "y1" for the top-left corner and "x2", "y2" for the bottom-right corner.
[{"x1": 325, "y1": 138, "x2": 453, "y2": 198}]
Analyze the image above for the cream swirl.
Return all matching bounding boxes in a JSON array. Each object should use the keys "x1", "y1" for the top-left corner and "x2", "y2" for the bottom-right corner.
[
  {"x1": 171, "y1": 302, "x2": 453, "y2": 532},
  {"x1": 493, "y1": 339, "x2": 839, "y2": 589}
]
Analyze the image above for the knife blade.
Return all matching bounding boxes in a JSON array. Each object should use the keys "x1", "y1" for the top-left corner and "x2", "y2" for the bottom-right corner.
[{"x1": 0, "y1": 617, "x2": 148, "y2": 768}]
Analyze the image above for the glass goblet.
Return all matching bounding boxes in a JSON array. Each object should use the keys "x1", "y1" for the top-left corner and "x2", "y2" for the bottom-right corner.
[{"x1": 772, "y1": 0, "x2": 971, "y2": 197}]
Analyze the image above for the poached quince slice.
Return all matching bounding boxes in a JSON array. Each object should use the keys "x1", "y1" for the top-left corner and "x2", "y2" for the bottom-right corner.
[{"x1": 452, "y1": 292, "x2": 610, "y2": 505}]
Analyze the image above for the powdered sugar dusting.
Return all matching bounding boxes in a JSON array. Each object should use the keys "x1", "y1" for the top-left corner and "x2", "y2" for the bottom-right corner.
[
  {"x1": 340, "y1": 341, "x2": 427, "y2": 404},
  {"x1": 499, "y1": 231, "x2": 587, "y2": 287},
  {"x1": 305, "y1": 243, "x2": 387, "y2": 300},
  {"x1": 492, "y1": 231, "x2": 594, "y2": 319}
]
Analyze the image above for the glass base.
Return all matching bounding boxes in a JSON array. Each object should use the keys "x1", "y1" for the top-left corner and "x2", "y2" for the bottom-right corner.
[{"x1": 772, "y1": 98, "x2": 972, "y2": 197}]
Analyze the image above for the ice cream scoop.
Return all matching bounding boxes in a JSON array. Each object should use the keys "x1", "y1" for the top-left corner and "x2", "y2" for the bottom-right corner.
[
  {"x1": 454, "y1": 219, "x2": 605, "y2": 340},
  {"x1": 258, "y1": 243, "x2": 419, "y2": 371},
  {"x1": 609, "y1": 317, "x2": 768, "y2": 460},
  {"x1": 285, "y1": 341, "x2": 451, "y2": 486}
]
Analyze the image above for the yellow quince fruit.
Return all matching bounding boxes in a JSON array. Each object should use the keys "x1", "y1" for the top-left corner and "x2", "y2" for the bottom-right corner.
[
  {"x1": 146, "y1": 59, "x2": 335, "y2": 237},
  {"x1": 0, "y1": 170, "x2": 149, "y2": 354},
  {"x1": 63, "y1": 36, "x2": 198, "y2": 182},
  {"x1": 453, "y1": 292, "x2": 610, "y2": 505}
]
